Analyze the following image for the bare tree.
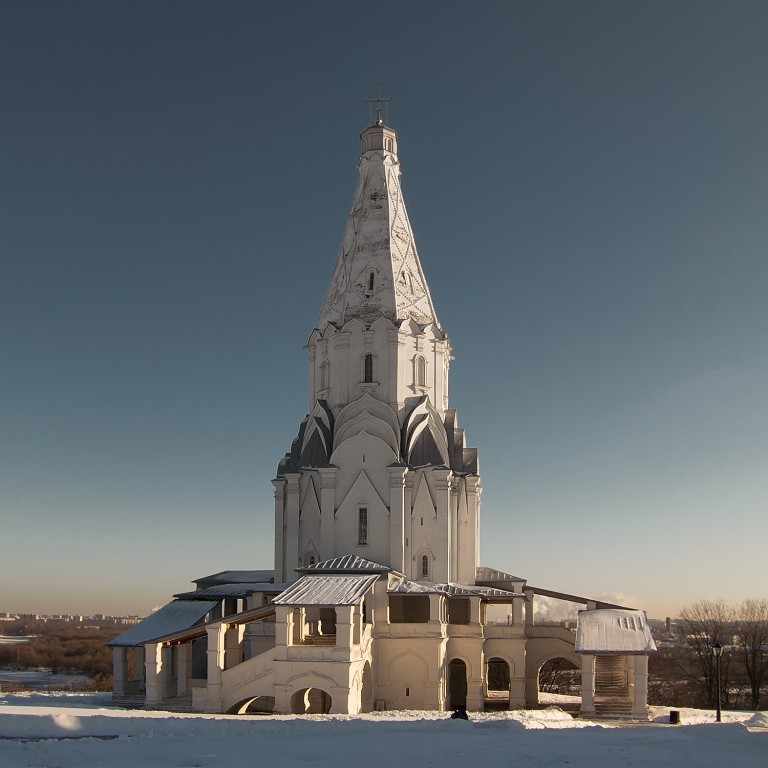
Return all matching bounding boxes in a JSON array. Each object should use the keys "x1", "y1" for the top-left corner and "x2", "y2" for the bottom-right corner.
[
  {"x1": 677, "y1": 600, "x2": 734, "y2": 708},
  {"x1": 734, "y1": 598, "x2": 768, "y2": 710}
]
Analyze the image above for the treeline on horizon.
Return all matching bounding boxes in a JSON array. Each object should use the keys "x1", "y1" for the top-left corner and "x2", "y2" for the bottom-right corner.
[{"x1": 0, "y1": 620, "x2": 118, "y2": 690}]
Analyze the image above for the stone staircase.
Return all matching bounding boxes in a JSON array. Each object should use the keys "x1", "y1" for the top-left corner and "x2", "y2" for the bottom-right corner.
[
  {"x1": 153, "y1": 695, "x2": 195, "y2": 713},
  {"x1": 593, "y1": 656, "x2": 632, "y2": 719}
]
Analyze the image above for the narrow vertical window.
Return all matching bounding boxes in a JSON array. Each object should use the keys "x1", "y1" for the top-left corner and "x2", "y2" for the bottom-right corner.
[
  {"x1": 364, "y1": 354, "x2": 374, "y2": 383},
  {"x1": 368, "y1": 271, "x2": 375, "y2": 292},
  {"x1": 358, "y1": 508, "x2": 368, "y2": 545},
  {"x1": 320, "y1": 361, "x2": 329, "y2": 390},
  {"x1": 416, "y1": 356, "x2": 426, "y2": 387},
  {"x1": 421, "y1": 555, "x2": 429, "y2": 578}
]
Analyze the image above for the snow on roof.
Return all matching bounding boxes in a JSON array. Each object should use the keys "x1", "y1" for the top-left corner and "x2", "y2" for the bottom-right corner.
[
  {"x1": 108, "y1": 600, "x2": 218, "y2": 647},
  {"x1": 297, "y1": 555, "x2": 390, "y2": 574},
  {"x1": 476, "y1": 566, "x2": 527, "y2": 583},
  {"x1": 575, "y1": 609, "x2": 657, "y2": 654},
  {"x1": 173, "y1": 583, "x2": 277, "y2": 600},
  {"x1": 193, "y1": 570, "x2": 274, "y2": 585},
  {"x1": 388, "y1": 579, "x2": 522, "y2": 599},
  {"x1": 273, "y1": 574, "x2": 379, "y2": 606}
]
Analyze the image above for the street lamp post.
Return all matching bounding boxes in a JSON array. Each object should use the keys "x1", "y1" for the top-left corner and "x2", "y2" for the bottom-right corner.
[{"x1": 712, "y1": 642, "x2": 723, "y2": 723}]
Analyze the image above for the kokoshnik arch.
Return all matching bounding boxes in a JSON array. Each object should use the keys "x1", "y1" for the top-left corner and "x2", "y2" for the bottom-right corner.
[{"x1": 110, "y1": 109, "x2": 656, "y2": 718}]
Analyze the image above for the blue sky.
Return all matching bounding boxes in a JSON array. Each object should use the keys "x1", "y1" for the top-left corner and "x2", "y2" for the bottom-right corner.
[{"x1": 2, "y1": 1, "x2": 766, "y2": 618}]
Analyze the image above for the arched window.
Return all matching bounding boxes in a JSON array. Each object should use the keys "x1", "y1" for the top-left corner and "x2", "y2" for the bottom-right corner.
[
  {"x1": 320, "y1": 361, "x2": 329, "y2": 390},
  {"x1": 364, "y1": 354, "x2": 374, "y2": 383},
  {"x1": 385, "y1": 138, "x2": 393, "y2": 152},
  {"x1": 415, "y1": 356, "x2": 426, "y2": 387},
  {"x1": 421, "y1": 555, "x2": 429, "y2": 578},
  {"x1": 368, "y1": 271, "x2": 375, "y2": 292}
]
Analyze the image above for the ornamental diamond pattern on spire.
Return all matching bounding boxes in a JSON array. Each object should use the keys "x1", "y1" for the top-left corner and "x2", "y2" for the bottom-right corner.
[{"x1": 316, "y1": 123, "x2": 439, "y2": 329}]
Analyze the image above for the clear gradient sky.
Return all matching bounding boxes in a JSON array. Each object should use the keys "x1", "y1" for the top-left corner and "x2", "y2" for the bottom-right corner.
[{"x1": 2, "y1": 1, "x2": 766, "y2": 619}]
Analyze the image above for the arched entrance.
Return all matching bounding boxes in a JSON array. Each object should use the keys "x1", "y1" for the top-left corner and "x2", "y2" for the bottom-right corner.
[
  {"x1": 290, "y1": 687, "x2": 332, "y2": 714},
  {"x1": 448, "y1": 658, "x2": 467, "y2": 710},
  {"x1": 360, "y1": 662, "x2": 373, "y2": 713},
  {"x1": 538, "y1": 657, "x2": 581, "y2": 711},
  {"x1": 485, "y1": 657, "x2": 510, "y2": 710}
]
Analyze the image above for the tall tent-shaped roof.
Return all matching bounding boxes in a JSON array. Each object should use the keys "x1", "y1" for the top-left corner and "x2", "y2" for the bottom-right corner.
[{"x1": 316, "y1": 119, "x2": 440, "y2": 329}]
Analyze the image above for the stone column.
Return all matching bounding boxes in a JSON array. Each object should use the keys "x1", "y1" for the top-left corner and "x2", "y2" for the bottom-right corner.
[
  {"x1": 469, "y1": 598, "x2": 481, "y2": 626},
  {"x1": 224, "y1": 624, "x2": 245, "y2": 670},
  {"x1": 388, "y1": 464, "x2": 407, "y2": 573},
  {"x1": 133, "y1": 646, "x2": 145, "y2": 691},
  {"x1": 333, "y1": 332, "x2": 351, "y2": 407},
  {"x1": 404, "y1": 474, "x2": 414, "y2": 578},
  {"x1": 275, "y1": 606, "x2": 293, "y2": 648},
  {"x1": 512, "y1": 596, "x2": 524, "y2": 626},
  {"x1": 387, "y1": 328, "x2": 404, "y2": 408},
  {"x1": 336, "y1": 605, "x2": 355, "y2": 650},
  {"x1": 272, "y1": 478, "x2": 286, "y2": 583},
  {"x1": 176, "y1": 643, "x2": 192, "y2": 697},
  {"x1": 205, "y1": 623, "x2": 226, "y2": 713},
  {"x1": 524, "y1": 589, "x2": 535, "y2": 627},
  {"x1": 144, "y1": 642, "x2": 164, "y2": 706},
  {"x1": 466, "y1": 672, "x2": 485, "y2": 712},
  {"x1": 318, "y1": 466, "x2": 338, "y2": 559},
  {"x1": 428, "y1": 594, "x2": 443, "y2": 627},
  {"x1": 632, "y1": 655, "x2": 649, "y2": 719},
  {"x1": 463, "y1": 475, "x2": 481, "y2": 584},
  {"x1": 433, "y1": 468, "x2": 452, "y2": 583},
  {"x1": 580, "y1": 654, "x2": 596, "y2": 718},
  {"x1": 450, "y1": 476, "x2": 460, "y2": 580},
  {"x1": 509, "y1": 674, "x2": 526, "y2": 708},
  {"x1": 112, "y1": 647, "x2": 127, "y2": 697},
  {"x1": 284, "y1": 472, "x2": 302, "y2": 577}
]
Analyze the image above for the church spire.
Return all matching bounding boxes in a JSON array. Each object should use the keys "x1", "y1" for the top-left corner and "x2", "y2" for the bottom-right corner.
[{"x1": 316, "y1": 113, "x2": 440, "y2": 330}]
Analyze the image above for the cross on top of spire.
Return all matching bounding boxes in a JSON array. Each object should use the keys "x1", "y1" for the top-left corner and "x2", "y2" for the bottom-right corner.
[{"x1": 363, "y1": 82, "x2": 393, "y2": 126}]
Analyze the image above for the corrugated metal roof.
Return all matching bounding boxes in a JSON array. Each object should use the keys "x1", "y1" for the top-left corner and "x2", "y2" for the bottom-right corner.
[
  {"x1": 107, "y1": 600, "x2": 218, "y2": 647},
  {"x1": 388, "y1": 579, "x2": 521, "y2": 599},
  {"x1": 298, "y1": 555, "x2": 390, "y2": 574},
  {"x1": 273, "y1": 574, "x2": 379, "y2": 606},
  {"x1": 576, "y1": 609, "x2": 657, "y2": 654},
  {"x1": 476, "y1": 566, "x2": 527, "y2": 583},
  {"x1": 173, "y1": 582, "x2": 277, "y2": 600}
]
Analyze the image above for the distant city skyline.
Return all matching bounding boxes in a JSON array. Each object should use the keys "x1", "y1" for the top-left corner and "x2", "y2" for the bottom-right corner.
[{"x1": 2, "y1": 1, "x2": 766, "y2": 619}]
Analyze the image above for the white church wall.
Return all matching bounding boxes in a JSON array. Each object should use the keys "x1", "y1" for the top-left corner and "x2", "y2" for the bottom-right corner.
[{"x1": 334, "y1": 467, "x2": 391, "y2": 567}]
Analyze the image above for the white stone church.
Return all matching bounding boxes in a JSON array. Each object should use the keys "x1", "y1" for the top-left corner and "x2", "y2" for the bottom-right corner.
[{"x1": 110, "y1": 113, "x2": 655, "y2": 718}]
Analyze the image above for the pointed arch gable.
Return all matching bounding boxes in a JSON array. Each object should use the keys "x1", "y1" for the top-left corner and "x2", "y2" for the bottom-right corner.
[
  {"x1": 329, "y1": 429, "x2": 399, "y2": 468},
  {"x1": 335, "y1": 393, "x2": 401, "y2": 438},
  {"x1": 335, "y1": 469, "x2": 391, "y2": 560},
  {"x1": 412, "y1": 472, "x2": 436, "y2": 517},
  {"x1": 402, "y1": 396, "x2": 450, "y2": 467},
  {"x1": 401, "y1": 317, "x2": 422, "y2": 337},
  {"x1": 300, "y1": 475, "x2": 321, "y2": 518},
  {"x1": 334, "y1": 410, "x2": 399, "y2": 455},
  {"x1": 300, "y1": 400, "x2": 335, "y2": 463},
  {"x1": 370, "y1": 316, "x2": 396, "y2": 332},
  {"x1": 422, "y1": 323, "x2": 443, "y2": 341},
  {"x1": 340, "y1": 317, "x2": 367, "y2": 334},
  {"x1": 336, "y1": 468, "x2": 388, "y2": 514}
]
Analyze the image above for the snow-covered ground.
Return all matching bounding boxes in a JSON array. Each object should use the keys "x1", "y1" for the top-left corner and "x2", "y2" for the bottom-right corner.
[{"x1": 0, "y1": 692, "x2": 766, "y2": 767}]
